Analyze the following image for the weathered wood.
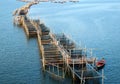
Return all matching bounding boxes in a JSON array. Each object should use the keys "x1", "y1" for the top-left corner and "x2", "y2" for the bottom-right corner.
[{"x1": 17, "y1": 15, "x2": 104, "y2": 83}]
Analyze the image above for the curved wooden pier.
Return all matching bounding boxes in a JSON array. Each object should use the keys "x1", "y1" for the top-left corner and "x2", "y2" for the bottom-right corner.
[{"x1": 13, "y1": 1, "x2": 105, "y2": 84}]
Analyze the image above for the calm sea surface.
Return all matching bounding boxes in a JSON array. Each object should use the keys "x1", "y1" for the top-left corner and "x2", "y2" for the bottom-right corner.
[{"x1": 0, "y1": 0, "x2": 120, "y2": 84}]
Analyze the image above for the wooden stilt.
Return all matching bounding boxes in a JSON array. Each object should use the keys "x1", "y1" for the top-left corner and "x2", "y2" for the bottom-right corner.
[
  {"x1": 102, "y1": 69, "x2": 104, "y2": 84},
  {"x1": 72, "y1": 59, "x2": 75, "y2": 84}
]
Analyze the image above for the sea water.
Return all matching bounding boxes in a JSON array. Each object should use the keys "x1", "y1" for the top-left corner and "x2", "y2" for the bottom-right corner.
[{"x1": 0, "y1": 0, "x2": 120, "y2": 84}]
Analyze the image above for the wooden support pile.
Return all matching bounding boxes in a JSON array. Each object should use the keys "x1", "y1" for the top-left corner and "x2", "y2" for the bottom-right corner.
[{"x1": 38, "y1": 23, "x2": 65, "y2": 78}]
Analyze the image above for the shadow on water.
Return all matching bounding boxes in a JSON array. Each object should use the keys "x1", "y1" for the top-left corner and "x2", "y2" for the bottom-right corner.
[
  {"x1": 41, "y1": 69, "x2": 102, "y2": 84},
  {"x1": 13, "y1": 23, "x2": 38, "y2": 41},
  {"x1": 72, "y1": 70, "x2": 102, "y2": 84}
]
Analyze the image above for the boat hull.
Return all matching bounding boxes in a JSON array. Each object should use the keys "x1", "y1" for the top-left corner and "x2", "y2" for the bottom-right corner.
[
  {"x1": 96, "y1": 59, "x2": 105, "y2": 70},
  {"x1": 97, "y1": 64, "x2": 105, "y2": 70}
]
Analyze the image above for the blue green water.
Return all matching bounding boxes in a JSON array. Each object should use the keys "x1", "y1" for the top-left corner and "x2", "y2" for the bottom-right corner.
[{"x1": 0, "y1": 0, "x2": 120, "y2": 84}]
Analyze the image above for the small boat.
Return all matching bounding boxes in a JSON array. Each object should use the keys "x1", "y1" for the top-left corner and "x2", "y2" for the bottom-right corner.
[{"x1": 96, "y1": 58, "x2": 105, "y2": 70}]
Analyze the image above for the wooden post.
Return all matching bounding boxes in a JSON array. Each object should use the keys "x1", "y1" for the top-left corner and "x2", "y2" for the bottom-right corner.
[
  {"x1": 49, "y1": 65, "x2": 50, "y2": 72},
  {"x1": 73, "y1": 59, "x2": 75, "y2": 79},
  {"x1": 67, "y1": 56, "x2": 69, "y2": 67},
  {"x1": 62, "y1": 68, "x2": 65, "y2": 78},
  {"x1": 42, "y1": 53, "x2": 45, "y2": 71},
  {"x1": 53, "y1": 65, "x2": 54, "y2": 73},
  {"x1": 57, "y1": 64, "x2": 59, "y2": 76},
  {"x1": 70, "y1": 49, "x2": 71, "y2": 57},
  {"x1": 102, "y1": 69, "x2": 104, "y2": 84},
  {"x1": 81, "y1": 57, "x2": 83, "y2": 84},
  {"x1": 41, "y1": 45, "x2": 45, "y2": 71},
  {"x1": 22, "y1": 16, "x2": 29, "y2": 37}
]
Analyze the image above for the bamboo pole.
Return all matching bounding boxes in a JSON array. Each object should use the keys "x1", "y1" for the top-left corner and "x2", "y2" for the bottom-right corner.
[
  {"x1": 49, "y1": 65, "x2": 50, "y2": 72},
  {"x1": 57, "y1": 64, "x2": 59, "y2": 76},
  {"x1": 21, "y1": 16, "x2": 29, "y2": 36},
  {"x1": 73, "y1": 59, "x2": 75, "y2": 79},
  {"x1": 62, "y1": 67, "x2": 65, "y2": 78},
  {"x1": 53, "y1": 65, "x2": 55, "y2": 73},
  {"x1": 102, "y1": 69, "x2": 104, "y2": 84},
  {"x1": 81, "y1": 57, "x2": 83, "y2": 84}
]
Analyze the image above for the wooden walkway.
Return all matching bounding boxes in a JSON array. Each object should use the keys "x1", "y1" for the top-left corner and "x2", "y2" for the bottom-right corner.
[
  {"x1": 14, "y1": 15, "x2": 105, "y2": 84},
  {"x1": 21, "y1": 16, "x2": 37, "y2": 37}
]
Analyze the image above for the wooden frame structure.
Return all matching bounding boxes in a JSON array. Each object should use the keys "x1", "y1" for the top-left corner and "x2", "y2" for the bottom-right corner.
[{"x1": 13, "y1": 1, "x2": 105, "y2": 83}]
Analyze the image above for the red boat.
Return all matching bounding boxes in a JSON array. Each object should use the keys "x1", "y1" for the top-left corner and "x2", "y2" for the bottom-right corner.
[{"x1": 96, "y1": 58, "x2": 105, "y2": 70}]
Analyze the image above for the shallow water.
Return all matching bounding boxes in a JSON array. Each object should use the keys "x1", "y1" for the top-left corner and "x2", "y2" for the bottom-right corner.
[{"x1": 0, "y1": 0, "x2": 120, "y2": 84}]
